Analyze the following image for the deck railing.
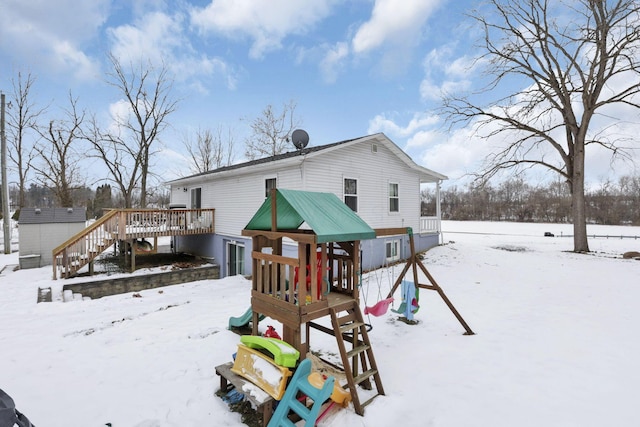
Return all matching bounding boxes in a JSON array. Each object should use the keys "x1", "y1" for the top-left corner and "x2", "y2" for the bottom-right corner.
[
  {"x1": 420, "y1": 216, "x2": 440, "y2": 234},
  {"x1": 116, "y1": 208, "x2": 214, "y2": 238},
  {"x1": 52, "y1": 208, "x2": 215, "y2": 279}
]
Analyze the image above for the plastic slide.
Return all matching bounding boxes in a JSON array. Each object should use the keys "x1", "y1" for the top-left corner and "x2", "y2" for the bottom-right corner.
[
  {"x1": 228, "y1": 307, "x2": 264, "y2": 329},
  {"x1": 240, "y1": 335, "x2": 300, "y2": 368},
  {"x1": 231, "y1": 344, "x2": 292, "y2": 400}
]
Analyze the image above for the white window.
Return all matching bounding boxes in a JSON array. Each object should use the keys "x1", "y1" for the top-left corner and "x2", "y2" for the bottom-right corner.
[
  {"x1": 227, "y1": 241, "x2": 245, "y2": 276},
  {"x1": 344, "y1": 178, "x2": 358, "y2": 212},
  {"x1": 265, "y1": 177, "x2": 277, "y2": 198},
  {"x1": 389, "y1": 183, "x2": 399, "y2": 213},
  {"x1": 386, "y1": 240, "x2": 400, "y2": 262}
]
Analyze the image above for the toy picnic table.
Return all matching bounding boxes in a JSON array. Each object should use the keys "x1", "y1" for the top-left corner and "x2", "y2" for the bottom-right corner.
[{"x1": 215, "y1": 362, "x2": 274, "y2": 427}]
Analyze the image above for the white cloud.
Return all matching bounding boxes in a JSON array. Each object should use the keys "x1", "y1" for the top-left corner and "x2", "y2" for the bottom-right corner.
[
  {"x1": 420, "y1": 78, "x2": 471, "y2": 100},
  {"x1": 52, "y1": 41, "x2": 101, "y2": 81},
  {"x1": 108, "y1": 12, "x2": 184, "y2": 65},
  {"x1": 0, "y1": 0, "x2": 108, "y2": 80},
  {"x1": 419, "y1": 46, "x2": 478, "y2": 101},
  {"x1": 107, "y1": 99, "x2": 133, "y2": 134},
  {"x1": 319, "y1": 42, "x2": 350, "y2": 84},
  {"x1": 446, "y1": 54, "x2": 478, "y2": 78},
  {"x1": 368, "y1": 111, "x2": 440, "y2": 138},
  {"x1": 352, "y1": 0, "x2": 444, "y2": 54},
  {"x1": 107, "y1": 11, "x2": 237, "y2": 91},
  {"x1": 190, "y1": 0, "x2": 336, "y2": 59}
]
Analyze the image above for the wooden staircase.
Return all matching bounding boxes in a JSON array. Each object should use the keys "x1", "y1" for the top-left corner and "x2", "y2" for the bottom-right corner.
[
  {"x1": 329, "y1": 300, "x2": 384, "y2": 415},
  {"x1": 52, "y1": 210, "x2": 119, "y2": 279}
]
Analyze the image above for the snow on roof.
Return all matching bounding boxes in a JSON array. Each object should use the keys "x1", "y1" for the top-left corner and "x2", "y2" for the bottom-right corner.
[{"x1": 18, "y1": 207, "x2": 86, "y2": 224}]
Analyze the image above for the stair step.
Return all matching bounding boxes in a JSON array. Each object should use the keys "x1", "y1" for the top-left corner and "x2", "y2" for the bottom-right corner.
[
  {"x1": 346, "y1": 344, "x2": 370, "y2": 359},
  {"x1": 336, "y1": 312, "x2": 357, "y2": 325},
  {"x1": 353, "y1": 369, "x2": 377, "y2": 386},
  {"x1": 361, "y1": 394, "x2": 381, "y2": 409},
  {"x1": 339, "y1": 321, "x2": 364, "y2": 334}
]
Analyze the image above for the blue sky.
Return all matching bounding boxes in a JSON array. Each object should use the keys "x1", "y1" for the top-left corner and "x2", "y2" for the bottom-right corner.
[{"x1": 0, "y1": 0, "x2": 637, "y2": 190}]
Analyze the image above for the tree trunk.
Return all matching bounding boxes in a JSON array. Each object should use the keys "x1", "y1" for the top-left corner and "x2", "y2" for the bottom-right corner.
[
  {"x1": 19, "y1": 176, "x2": 26, "y2": 208},
  {"x1": 571, "y1": 141, "x2": 590, "y2": 252}
]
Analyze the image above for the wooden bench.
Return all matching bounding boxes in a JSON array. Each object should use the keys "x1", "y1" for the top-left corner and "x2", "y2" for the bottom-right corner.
[{"x1": 215, "y1": 362, "x2": 275, "y2": 427}]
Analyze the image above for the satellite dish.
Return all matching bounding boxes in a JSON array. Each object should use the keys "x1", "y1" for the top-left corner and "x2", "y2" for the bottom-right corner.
[{"x1": 291, "y1": 129, "x2": 309, "y2": 150}]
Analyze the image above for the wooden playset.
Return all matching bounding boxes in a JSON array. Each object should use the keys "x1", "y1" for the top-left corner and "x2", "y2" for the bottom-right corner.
[
  {"x1": 238, "y1": 189, "x2": 384, "y2": 417},
  {"x1": 215, "y1": 188, "x2": 473, "y2": 425}
]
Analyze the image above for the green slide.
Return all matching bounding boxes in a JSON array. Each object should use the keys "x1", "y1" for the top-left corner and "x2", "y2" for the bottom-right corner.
[
  {"x1": 240, "y1": 335, "x2": 300, "y2": 368},
  {"x1": 228, "y1": 307, "x2": 264, "y2": 329}
]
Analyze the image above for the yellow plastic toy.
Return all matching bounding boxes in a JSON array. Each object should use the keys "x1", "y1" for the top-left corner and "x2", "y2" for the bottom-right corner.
[
  {"x1": 231, "y1": 344, "x2": 292, "y2": 400},
  {"x1": 307, "y1": 372, "x2": 351, "y2": 407}
]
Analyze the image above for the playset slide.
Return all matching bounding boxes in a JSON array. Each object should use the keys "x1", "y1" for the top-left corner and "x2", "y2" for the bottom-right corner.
[
  {"x1": 228, "y1": 307, "x2": 264, "y2": 329},
  {"x1": 231, "y1": 344, "x2": 293, "y2": 400},
  {"x1": 240, "y1": 335, "x2": 300, "y2": 368}
]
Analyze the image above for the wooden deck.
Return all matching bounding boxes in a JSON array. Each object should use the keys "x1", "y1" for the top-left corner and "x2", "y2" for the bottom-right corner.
[{"x1": 52, "y1": 208, "x2": 215, "y2": 279}]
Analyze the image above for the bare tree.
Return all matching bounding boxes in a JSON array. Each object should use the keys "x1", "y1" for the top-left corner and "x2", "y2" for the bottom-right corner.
[
  {"x1": 32, "y1": 93, "x2": 85, "y2": 207},
  {"x1": 244, "y1": 100, "x2": 301, "y2": 160},
  {"x1": 84, "y1": 116, "x2": 141, "y2": 208},
  {"x1": 442, "y1": 0, "x2": 640, "y2": 252},
  {"x1": 6, "y1": 72, "x2": 46, "y2": 208},
  {"x1": 183, "y1": 125, "x2": 236, "y2": 174},
  {"x1": 103, "y1": 53, "x2": 178, "y2": 207}
]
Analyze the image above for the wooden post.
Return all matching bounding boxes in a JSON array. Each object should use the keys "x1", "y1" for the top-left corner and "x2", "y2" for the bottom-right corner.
[
  {"x1": 270, "y1": 188, "x2": 277, "y2": 232},
  {"x1": 130, "y1": 239, "x2": 136, "y2": 272},
  {"x1": 352, "y1": 241, "x2": 360, "y2": 301},
  {"x1": 310, "y1": 242, "x2": 317, "y2": 302},
  {"x1": 415, "y1": 261, "x2": 475, "y2": 335},
  {"x1": 408, "y1": 231, "x2": 420, "y2": 288},
  {"x1": 320, "y1": 243, "x2": 328, "y2": 296},
  {"x1": 283, "y1": 323, "x2": 307, "y2": 357}
]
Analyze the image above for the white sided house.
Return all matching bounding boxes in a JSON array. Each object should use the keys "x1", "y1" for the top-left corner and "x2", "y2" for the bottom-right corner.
[{"x1": 168, "y1": 133, "x2": 447, "y2": 277}]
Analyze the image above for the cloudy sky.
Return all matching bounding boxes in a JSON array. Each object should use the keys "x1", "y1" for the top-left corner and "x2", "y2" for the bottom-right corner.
[{"x1": 0, "y1": 0, "x2": 638, "y2": 189}]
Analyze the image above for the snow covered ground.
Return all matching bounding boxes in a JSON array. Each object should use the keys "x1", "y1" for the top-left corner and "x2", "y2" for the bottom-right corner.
[{"x1": 1, "y1": 220, "x2": 639, "y2": 427}]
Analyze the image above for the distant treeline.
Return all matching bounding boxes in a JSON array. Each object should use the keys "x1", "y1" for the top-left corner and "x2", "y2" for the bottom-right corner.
[
  {"x1": 421, "y1": 175, "x2": 640, "y2": 226},
  {"x1": 3, "y1": 183, "x2": 170, "y2": 220}
]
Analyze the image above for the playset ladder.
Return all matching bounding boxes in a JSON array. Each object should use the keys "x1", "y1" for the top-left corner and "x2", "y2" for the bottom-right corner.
[{"x1": 330, "y1": 300, "x2": 384, "y2": 415}]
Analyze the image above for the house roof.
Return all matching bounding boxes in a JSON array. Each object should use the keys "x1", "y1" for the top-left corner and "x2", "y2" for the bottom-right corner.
[
  {"x1": 168, "y1": 133, "x2": 447, "y2": 185},
  {"x1": 19, "y1": 208, "x2": 86, "y2": 224},
  {"x1": 244, "y1": 189, "x2": 376, "y2": 244}
]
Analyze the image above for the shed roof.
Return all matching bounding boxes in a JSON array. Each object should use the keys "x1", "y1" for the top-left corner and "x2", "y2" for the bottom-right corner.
[
  {"x1": 19, "y1": 208, "x2": 86, "y2": 224},
  {"x1": 244, "y1": 189, "x2": 376, "y2": 244}
]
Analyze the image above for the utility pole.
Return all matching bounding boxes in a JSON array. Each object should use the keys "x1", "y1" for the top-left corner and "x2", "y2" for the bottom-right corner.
[{"x1": 1, "y1": 92, "x2": 11, "y2": 254}]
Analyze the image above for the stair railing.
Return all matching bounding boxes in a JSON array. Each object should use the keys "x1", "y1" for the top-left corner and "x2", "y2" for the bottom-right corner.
[{"x1": 52, "y1": 209, "x2": 120, "y2": 279}]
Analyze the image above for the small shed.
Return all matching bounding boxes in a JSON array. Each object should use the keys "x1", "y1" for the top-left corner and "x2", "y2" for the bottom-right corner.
[{"x1": 19, "y1": 207, "x2": 87, "y2": 269}]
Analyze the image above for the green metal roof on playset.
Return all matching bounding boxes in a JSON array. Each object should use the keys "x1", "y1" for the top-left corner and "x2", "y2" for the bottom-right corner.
[{"x1": 244, "y1": 188, "x2": 376, "y2": 243}]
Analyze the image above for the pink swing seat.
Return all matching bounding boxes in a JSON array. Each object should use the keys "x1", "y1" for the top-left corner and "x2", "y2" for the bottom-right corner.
[{"x1": 364, "y1": 297, "x2": 394, "y2": 317}]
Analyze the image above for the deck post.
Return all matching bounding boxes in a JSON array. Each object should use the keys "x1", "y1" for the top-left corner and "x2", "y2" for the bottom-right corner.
[{"x1": 130, "y1": 239, "x2": 136, "y2": 272}]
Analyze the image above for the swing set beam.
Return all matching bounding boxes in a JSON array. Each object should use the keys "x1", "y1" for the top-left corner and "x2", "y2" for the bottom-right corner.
[{"x1": 374, "y1": 227, "x2": 475, "y2": 335}]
